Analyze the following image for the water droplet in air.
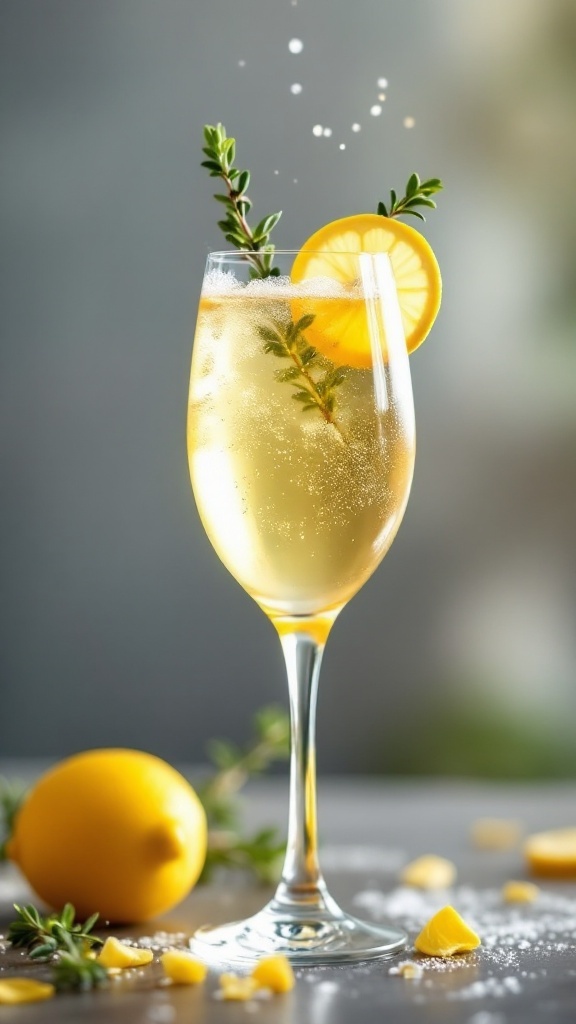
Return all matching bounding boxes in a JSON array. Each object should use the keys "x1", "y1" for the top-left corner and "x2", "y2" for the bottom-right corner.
[
  {"x1": 274, "y1": 169, "x2": 280, "y2": 175},
  {"x1": 370, "y1": 105, "x2": 382, "y2": 116},
  {"x1": 290, "y1": 83, "x2": 302, "y2": 95},
  {"x1": 288, "y1": 38, "x2": 303, "y2": 54},
  {"x1": 312, "y1": 124, "x2": 323, "y2": 137},
  {"x1": 403, "y1": 116, "x2": 415, "y2": 129},
  {"x1": 238, "y1": 60, "x2": 246, "y2": 67},
  {"x1": 339, "y1": 143, "x2": 346, "y2": 150},
  {"x1": 378, "y1": 93, "x2": 386, "y2": 101},
  {"x1": 293, "y1": 178, "x2": 298, "y2": 184},
  {"x1": 377, "y1": 77, "x2": 388, "y2": 89},
  {"x1": 322, "y1": 127, "x2": 332, "y2": 137},
  {"x1": 351, "y1": 123, "x2": 361, "y2": 132}
]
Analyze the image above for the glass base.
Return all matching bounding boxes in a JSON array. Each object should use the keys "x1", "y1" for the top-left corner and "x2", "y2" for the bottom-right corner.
[{"x1": 190, "y1": 895, "x2": 406, "y2": 966}]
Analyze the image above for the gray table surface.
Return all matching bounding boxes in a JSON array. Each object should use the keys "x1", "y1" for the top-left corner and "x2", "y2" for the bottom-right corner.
[{"x1": 1, "y1": 767, "x2": 576, "y2": 1023}]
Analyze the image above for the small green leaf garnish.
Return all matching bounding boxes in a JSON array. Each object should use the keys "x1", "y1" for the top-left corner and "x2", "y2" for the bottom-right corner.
[{"x1": 377, "y1": 173, "x2": 444, "y2": 221}]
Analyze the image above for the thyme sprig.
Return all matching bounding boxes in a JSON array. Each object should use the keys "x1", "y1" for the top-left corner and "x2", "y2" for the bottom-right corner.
[
  {"x1": 0, "y1": 776, "x2": 26, "y2": 860},
  {"x1": 7, "y1": 903, "x2": 107, "y2": 991},
  {"x1": 377, "y1": 172, "x2": 444, "y2": 221},
  {"x1": 51, "y1": 931, "x2": 108, "y2": 992},
  {"x1": 257, "y1": 315, "x2": 347, "y2": 436},
  {"x1": 199, "y1": 706, "x2": 289, "y2": 883},
  {"x1": 202, "y1": 123, "x2": 281, "y2": 278},
  {"x1": 7, "y1": 902, "x2": 103, "y2": 960}
]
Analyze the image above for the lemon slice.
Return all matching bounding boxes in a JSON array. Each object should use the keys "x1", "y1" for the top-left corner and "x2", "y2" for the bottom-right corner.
[
  {"x1": 524, "y1": 828, "x2": 576, "y2": 878},
  {"x1": 291, "y1": 214, "x2": 441, "y2": 368}
]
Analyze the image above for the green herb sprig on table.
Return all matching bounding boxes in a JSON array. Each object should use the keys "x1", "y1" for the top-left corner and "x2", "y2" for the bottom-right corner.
[
  {"x1": 7, "y1": 902, "x2": 103, "y2": 960},
  {"x1": 51, "y1": 931, "x2": 108, "y2": 992},
  {"x1": 0, "y1": 776, "x2": 26, "y2": 860},
  {"x1": 199, "y1": 705, "x2": 290, "y2": 883},
  {"x1": 202, "y1": 123, "x2": 282, "y2": 279},
  {"x1": 377, "y1": 172, "x2": 444, "y2": 221},
  {"x1": 7, "y1": 903, "x2": 107, "y2": 992}
]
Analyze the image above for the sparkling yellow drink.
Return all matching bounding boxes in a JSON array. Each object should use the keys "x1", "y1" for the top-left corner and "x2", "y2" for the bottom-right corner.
[{"x1": 187, "y1": 271, "x2": 415, "y2": 627}]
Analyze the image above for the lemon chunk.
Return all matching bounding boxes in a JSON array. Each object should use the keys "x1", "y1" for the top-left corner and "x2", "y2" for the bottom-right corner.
[
  {"x1": 470, "y1": 818, "x2": 523, "y2": 851},
  {"x1": 502, "y1": 880, "x2": 540, "y2": 903},
  {"x1": 524, "y1": 828, "x2": 576, "y2": 878},
  {"x1": 98, "y1": 936, "x2": 154, "y2": 969},
  {"x1": 251, "y1": 955, "x2": 295, "y2": 993},
  {"x1": 414, "y1": 905, "x2": 481, "y2": 957},
  {"x1": 401, "y1": 855, "x2": 456, "y2": 889},
  {"x1": 0, "y1": 979, "x2": 55, "y2": 1004},
  {"x1": 291, "y1": 213, "x2": 442, "y2": 367},
  {"x1": 390, "y1": 961, "x2": 424, "y2": 979},
  {"x1": 160, "y1": 949, "x2": 208, "y2": 985},
  {"x1": 219, "y1": 972, "x2": 260, "y2": 1001}
]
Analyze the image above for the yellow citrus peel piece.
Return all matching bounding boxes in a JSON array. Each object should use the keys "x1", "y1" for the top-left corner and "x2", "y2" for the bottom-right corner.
[
  {"x1": 393, "y1": 961, "x2": 424, "y2": 979},
  {"x1": 502, "y1": 880, "x2": 540, "y2": 904},
  {"x1": 401, "y1": 855, "x2": 456, "y2": 889},
  {"x1": 524, "y1": 828, "x2": 576, "y2": 878},
  {"x1": 470, "y1": 818, "x2": 523, "y2": 851},
  {"x1": 160, "y1": 949, "x2": 208, "y2": 984},
  {"x1": 291, "y1": 213, "x2": 441, "y2": 368},
  {"x1": 97, "y1": 936, "x2": 153, "y2": 969},
  {"x1": 219, "y1": 973, "x2": 261, "y2": 1001},
  {"x1": 251, "y1": 954, "x2": 295, "y2": 994},
  {"x1": 0, "y1": 979, "x2": 55, "y2": 1004},
  {"x1": 414, "y1": 905, "x2": 481, "y2": 957}
]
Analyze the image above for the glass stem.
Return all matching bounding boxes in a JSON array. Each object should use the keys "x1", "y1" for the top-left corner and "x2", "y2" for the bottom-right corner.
[{"x1": 273, "y1": 629, "x2": 329, "y2": 912}]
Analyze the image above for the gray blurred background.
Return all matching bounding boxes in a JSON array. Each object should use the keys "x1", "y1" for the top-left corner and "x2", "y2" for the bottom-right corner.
[{"x1": 1, "y1": 0, "x2": 575, "y2": 775}]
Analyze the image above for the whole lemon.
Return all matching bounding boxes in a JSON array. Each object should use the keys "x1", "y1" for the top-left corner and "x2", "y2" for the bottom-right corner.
[{"x1": 7, "y1": 749, "x2": 207, "y2": 923}]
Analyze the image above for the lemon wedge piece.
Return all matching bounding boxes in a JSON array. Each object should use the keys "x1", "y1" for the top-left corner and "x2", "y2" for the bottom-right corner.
[
  {"x1": 251, "y1": 954, "x2": 295, "y2": 993},
  {"x1": 524, "y1": 828, "x2": 576, "y2": 878},
  {"x1": 414, "y1": 905, "x2": 481, "y2": 957},
  {"x1": 98, "y1": 937, "x2": 153, "y2": 969},
  {"x1": 160, "y1": 949, "x2": 208, "y2": 984},
  {"x1": 291, "y1": 213, "x2": 441, "y2": 368},
  {"x1": 0, "y1": 979, "x2": 55, "y2": 1004}
]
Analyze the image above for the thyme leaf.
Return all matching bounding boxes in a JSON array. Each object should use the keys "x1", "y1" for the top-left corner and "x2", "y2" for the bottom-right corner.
[{"x1": 377, "y1": 173, "x2": 444, "y2": 221}]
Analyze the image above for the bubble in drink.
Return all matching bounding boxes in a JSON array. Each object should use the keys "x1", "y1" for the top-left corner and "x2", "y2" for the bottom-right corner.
[
  {"x1": 288, "y1": 38, "x2": 303, "y2": 53},
  {"x1": 377, "y1": 77, "x2": 388, "y2": 88},
  {"x1": 403, "y1": 116, "x2": 415, "y2": 129},
  {"x1": 312, "y1": 124, "x2": 323, "y2": 137},
  {"x1": 290, "y1": 83, "x2": 302, "y2": 95},
  {"x1": 351, "y1": 123, "x2": 361, "y2": 132},
  {"x1": 322, "y1": 127, "x2": 333, "y2": 137},
  {"x1": 370, "y1": 105, "x2": 382, "y2": 116},
  {"x1": 339, "y1": 143, "x2": 346, "y2": 150}
]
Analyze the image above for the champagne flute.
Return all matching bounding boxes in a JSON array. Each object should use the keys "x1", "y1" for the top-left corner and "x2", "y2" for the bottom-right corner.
[{"x1": 187, "y1": 250, "x2": 415, "y2": 964}]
